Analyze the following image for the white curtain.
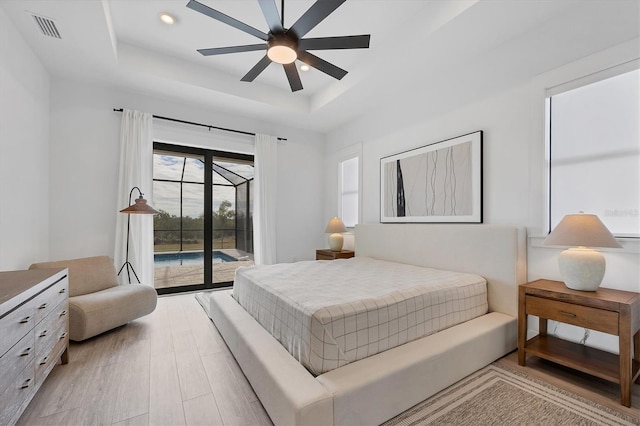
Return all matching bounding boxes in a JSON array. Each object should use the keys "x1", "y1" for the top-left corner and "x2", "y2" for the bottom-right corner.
[
  {"x1": 254, "y1": 133, "x2": 278, "y2": 265},
  {"x1": 114, "y1": 110, "x2": 155, "y2": 285}
]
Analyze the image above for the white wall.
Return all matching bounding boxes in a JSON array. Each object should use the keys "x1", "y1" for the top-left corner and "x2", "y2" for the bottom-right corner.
[
  {"x1": 49, "y1": 77, "x2": 326, "y2": 265},
  {"x1": 325, "y1": 39, "x2": 640, "y2": 354},
  {"x1": 0, "y1": 7, "x2": 50, "y2": 270}
]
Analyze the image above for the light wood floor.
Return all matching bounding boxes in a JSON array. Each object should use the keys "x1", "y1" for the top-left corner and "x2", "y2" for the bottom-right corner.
[
  {"x1": 18, "y1": 293, "x2": 639, "y2": 425},
  {"x1": 18, "y1": 293, "x2": 272, "y2": 426}
]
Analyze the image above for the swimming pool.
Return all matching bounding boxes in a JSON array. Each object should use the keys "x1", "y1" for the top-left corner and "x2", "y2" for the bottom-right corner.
[{"x1": 154, "y1": 251, "x2": 237, "y2": 267}]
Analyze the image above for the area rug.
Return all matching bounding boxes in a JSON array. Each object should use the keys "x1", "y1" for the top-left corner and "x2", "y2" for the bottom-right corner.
[{"x1": 383, "y1": 364, "x2": 638, "y2": 426}]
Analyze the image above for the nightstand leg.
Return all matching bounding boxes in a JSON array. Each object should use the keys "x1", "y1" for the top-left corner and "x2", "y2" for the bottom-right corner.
[
  {"x1": 518, "y1": 287, "x2": 526, "y2": 366},
  {"x1": 539, "y1": 318, "x2": 548, "y2": 336},
  {"x1": 619, "y1": 311, "x2": 631, "y2": 407},
  {"x1": 635, "y1": 332, "x2": 640, "y2": 385}
]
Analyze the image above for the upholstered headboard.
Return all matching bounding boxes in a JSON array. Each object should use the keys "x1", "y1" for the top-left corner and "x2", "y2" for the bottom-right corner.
[{"x1": 354, "y1": 224, "x2": 526, "y2": 317}]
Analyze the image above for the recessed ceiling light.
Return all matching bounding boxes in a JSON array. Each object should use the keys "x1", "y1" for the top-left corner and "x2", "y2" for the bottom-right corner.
[
  {"x1": 160, "y1": 13, "x2": 176, "y2": 25},
  {"x1": 300, "y1": 64, "x2": 310, "y2": 72}
]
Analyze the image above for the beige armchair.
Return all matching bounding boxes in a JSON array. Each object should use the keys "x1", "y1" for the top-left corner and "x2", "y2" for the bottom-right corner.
[{"x1": 30, "y1": 256, "x2": 157, "y2": 341}]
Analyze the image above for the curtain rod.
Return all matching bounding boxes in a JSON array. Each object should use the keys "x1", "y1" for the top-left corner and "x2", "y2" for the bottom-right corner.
[{"x1": 112, "y1": 108, "x2": 287, "y2": 141}]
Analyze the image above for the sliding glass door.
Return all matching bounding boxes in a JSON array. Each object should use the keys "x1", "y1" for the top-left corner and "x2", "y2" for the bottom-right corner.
[{"x1": 152, "y1": 143, "x2": 254, "y2": 294}]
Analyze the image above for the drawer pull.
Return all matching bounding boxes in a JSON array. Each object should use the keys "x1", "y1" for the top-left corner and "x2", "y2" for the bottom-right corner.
[
  {"x1": 59, "y1": 332, "x2": 68, "y2": 339},
  {"x1": 19, "y1": 347, "x2": 32, "y2": 357},
  {"x1": 39, "y1": 356, "x2": 49, "y2": 365},
  {"x1": 59, "y1": 288, "x2": 66, "y2": 294},
  {"x1": 560, "y1": 311, "x2": 577, "y2": 317},
  {"x1": 20, "y1": 378, "x2": 31, "y2": 389},
  {"x1": 59, "y1": 310, "x2": 68, "y2": 317},
  {"x1": 39, "y1": 330, "x2": 48, "y2": 338},
  {"x1": 38, "y1": 303, "x2": 48, "y2": 310},
  {"x1": 19, "y1": 316, "x2": 31, "y2": 324}
]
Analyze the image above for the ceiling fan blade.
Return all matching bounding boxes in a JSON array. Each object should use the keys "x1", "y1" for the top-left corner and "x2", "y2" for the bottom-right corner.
[
  {"x1": 289, "y1": 0, "x2": 346, "y2": 38},
  {"x1": 258, "y1": 0, "x2": 283, "y2": 33},
  {"x1": 298, "y1": 35, "x2": 370, "y2": 51},
  {"x1": 198, "y1": 44, "x2": 267, "y2": 56},
  {"x1": 297, "y1": 50, "x2": 347, "y2": 80},
  {"x1": 283, "y1": 63, "x2": 303, "y2": 92},
  {"x1": 187, "y1": 0, "x2": 268, "y2": 41},
  {"x1": 241, "y1": 55, "x2": 272, "y2": 82}
]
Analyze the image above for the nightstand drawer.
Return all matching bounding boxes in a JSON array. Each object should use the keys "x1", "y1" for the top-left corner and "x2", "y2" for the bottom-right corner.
[
  {"x1": 316, "y1": 253, "x2": 336, "y2": 260},
  {"x1": 525, "y1": 295, "x2": 618, "y2": 335}
]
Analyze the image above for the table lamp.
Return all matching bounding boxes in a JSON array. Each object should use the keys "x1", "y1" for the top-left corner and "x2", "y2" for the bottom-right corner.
[
  {"x1": 325, "y1": 217, "x2": 347, "y2": 252},
  {"x1": 543, "y1": 212, "x2": 622, "y2": 291}
]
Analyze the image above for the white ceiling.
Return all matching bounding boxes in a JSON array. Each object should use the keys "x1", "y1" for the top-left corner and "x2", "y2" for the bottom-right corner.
[{"x1": 2, "y1": 0, "x2": 639, "y2": 133}]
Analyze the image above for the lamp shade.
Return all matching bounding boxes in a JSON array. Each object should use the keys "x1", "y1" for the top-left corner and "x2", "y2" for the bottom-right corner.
[
  {"x1": 543, "y1": 213, "x2": 622, "y2": 249},
  {"x1": 325, "y1": 217, "x2": 347, "y2": 234},
  {"x1": 544, "y1": 212, "x2": 621, "y2": 291},
  {"x1": 120, "y1": 194, "x2": 159, "y2": 215}
]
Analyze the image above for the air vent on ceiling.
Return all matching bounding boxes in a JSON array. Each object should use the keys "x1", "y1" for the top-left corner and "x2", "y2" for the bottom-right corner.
[{"x1": 31, "y1": 13, "x2": 61, "y2": 39}]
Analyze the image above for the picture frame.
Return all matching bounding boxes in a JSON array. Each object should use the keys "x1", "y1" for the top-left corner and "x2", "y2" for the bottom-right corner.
[{"x1": 380, "y1": 131, "x2": 483, "y2": 223}]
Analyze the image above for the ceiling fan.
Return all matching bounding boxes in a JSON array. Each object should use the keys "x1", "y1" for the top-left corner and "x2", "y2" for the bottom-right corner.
[{"x1": 186, "y1": 0, "x2": 371, "y2": 92}]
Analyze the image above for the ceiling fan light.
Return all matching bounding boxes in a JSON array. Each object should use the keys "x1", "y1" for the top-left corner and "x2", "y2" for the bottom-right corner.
[
  {"x1": 267, "y1": 45, "x2": 297, "y2": 64},
  {"x1": 267, "y1": 33, "x2": 298, "y2": 64}
]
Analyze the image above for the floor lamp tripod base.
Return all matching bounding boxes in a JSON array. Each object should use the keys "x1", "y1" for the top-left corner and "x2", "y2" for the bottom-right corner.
[{"x1": 118, "y1": 261, "x2": 141, "y2": 284}]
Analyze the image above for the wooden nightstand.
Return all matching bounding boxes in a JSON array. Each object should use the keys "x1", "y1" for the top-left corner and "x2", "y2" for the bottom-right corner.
[
  {"x1": 518, "y1": 279, "x2": 640, "y2": 407},
  {"x1": 316, "y1": 249, "x2": 354, "y2": 260}
]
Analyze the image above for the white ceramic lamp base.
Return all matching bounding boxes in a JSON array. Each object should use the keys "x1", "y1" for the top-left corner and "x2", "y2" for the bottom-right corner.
[
  {"x1": 558, "y1": 247, "x2": 606, "y2": 291},
  {"x1": 328, "y1": 233, "x2": 344, "y2": 252}
]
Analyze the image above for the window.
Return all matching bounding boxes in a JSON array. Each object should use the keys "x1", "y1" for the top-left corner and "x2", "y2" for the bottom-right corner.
[
  {"x1": 547, "y1": 67, "x2": 639, "y2": 237},
  {"x1": 340, "y1": 156, "x2": 359, "y2": 228},
  {"x1": 152, "y1": 143, "x2": 254, "y2": 294}
]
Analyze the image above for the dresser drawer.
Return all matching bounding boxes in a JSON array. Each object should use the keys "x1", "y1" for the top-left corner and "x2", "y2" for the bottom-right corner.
[
  {"x1": 525, "y1": 295, "x2": 619, "y2": 335},
  {"x1": 32, "y1": 277, "x2": 68, "y2": 324},
  {"x1": 36, "y1": 334, "x2": 68, "y2": 385},
  {"x1": 0, "y1": 302, "x2": 37, "y2": 358},
  {"x1": 0, "y1": 329, "x2": 35, "y2": 393},
  {"x1": 35, "y1": 301, "x2": 69, "y2": 360},
  {"x1": 0, "y1": 362, "x2": 36, "y2": 425}
]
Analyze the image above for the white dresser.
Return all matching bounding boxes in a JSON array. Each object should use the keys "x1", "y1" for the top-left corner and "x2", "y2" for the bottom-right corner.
[{"x1": 0, "y1": 268, "x2": 69, "y2": 425}]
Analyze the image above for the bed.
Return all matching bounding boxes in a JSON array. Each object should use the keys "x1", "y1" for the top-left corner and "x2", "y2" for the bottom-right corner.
[{"x1": 203, "y1": 224, "x2": 526, "y2": 425}]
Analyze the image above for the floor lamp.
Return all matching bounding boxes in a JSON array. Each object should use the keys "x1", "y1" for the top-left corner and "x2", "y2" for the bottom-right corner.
[{"x1": 118, "y1": 186, "x2": 159, "y2": 284}]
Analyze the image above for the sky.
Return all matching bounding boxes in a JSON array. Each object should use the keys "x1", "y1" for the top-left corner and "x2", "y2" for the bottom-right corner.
[{"x1": 152, "y1": 154, "x2": 253, "y2": 218}]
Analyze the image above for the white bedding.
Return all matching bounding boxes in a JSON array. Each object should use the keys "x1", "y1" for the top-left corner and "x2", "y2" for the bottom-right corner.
[{"x1": 232, "y1": 256, "x2": 488, "y2": 375}]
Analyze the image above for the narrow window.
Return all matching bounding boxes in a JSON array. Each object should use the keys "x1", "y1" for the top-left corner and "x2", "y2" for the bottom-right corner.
[{"x1": 340, "y1": 157, "x2": 359, "y2": 228}]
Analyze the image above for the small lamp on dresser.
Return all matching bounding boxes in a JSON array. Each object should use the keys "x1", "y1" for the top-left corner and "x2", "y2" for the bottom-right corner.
[
  {"x1": 325, "y1": 217, "x2": 347, "y2": 251},
  {"x1": 543, "y1": 211, "x2": 622, "y2": 291}
]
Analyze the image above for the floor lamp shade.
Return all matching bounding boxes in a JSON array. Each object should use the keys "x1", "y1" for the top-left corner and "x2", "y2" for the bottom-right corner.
[
  {"x1": 544, "y1": 213, "x2": 622, "y2": 291},
  {"x1": 120, "y1": 192, "x2": 159, "y2": 214},
  {"x1": 118, "y1": 187, "x2": 158, "y2": 283},
  {"x1": 325, "y1": 217, "x2": 347, "y2": 252}
]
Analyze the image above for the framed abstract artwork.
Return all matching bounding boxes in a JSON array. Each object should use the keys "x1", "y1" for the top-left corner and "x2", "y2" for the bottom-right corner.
[{"x1": 380, "y1": 131, "x2": 483, "y2": 223}]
